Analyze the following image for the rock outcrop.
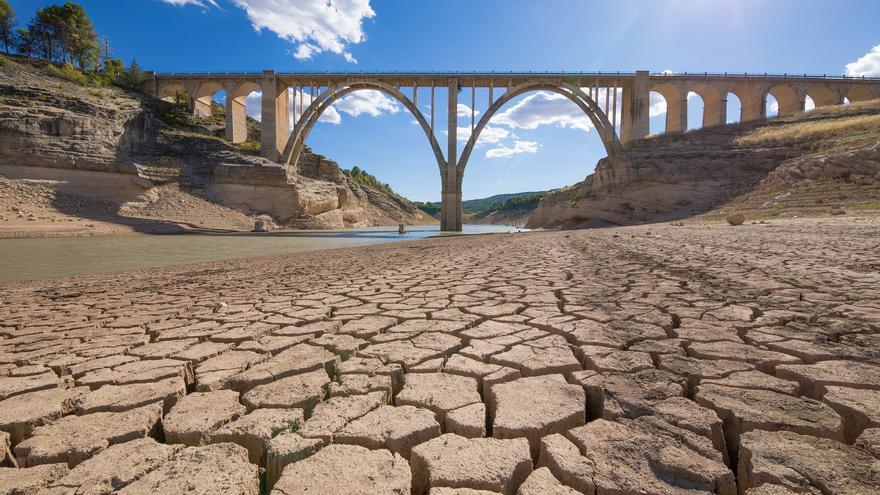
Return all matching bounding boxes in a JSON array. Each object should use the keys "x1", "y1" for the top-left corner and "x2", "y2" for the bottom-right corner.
[
  {"x1": 0, "y1": 55, "x2": 431, "y2": 235},
  {"x1": 528, "y1": 100, "x2": 880, "y2": 229}
]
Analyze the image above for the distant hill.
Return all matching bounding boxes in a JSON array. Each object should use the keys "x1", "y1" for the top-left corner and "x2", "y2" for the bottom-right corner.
[{"x1": 462, "y1": 191, "x2": 547, "y2": 213}]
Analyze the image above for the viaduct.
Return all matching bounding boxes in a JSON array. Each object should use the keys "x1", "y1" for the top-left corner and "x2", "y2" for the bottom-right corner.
[{"x1": 148, "y1": 71, "x2": 880, "y2": 231}]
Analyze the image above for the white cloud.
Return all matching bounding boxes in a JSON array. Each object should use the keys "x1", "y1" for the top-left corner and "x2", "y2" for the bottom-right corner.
[
  {"x1": 233, "y1": 0, "x2": 374, "y2": 62},
  {"x1": 169, "y1": 0, "x2": 375, "y2": 62},
  {"x1": 493, "y1": 91, "x2": 593, "y2": 133},
  {"x1": 476, "y1": 125, "x2": 510, "y2": 144},
  {"x1": 333, "y1": 90, "x2": 400, "y2": 117},
  {"x1": 451, "y1": 125, "x2": 510, "y2": 144},
  {"x1": 160, "y1": 0, "x2": 218, "y2": 7},
  {"x1": 649, "y1": 92, "x2": 667, "y2": 117},
  {"x1": 457, "y1": 104, "x2": 480, "y2": 118},
  {"x1": 485, "y1": 140, "x2": 540, "y2": 159},
  {"x1": 845, "y1": 44, "x2": 880, "y2": 77}
]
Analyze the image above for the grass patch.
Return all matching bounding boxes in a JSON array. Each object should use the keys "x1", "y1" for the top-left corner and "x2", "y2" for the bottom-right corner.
[
  {"x1": 735, "y1": 114, "x2": 880, "y2": 146},
  {"x1": 46, "y1": 63, "x2": 92, "y2": 86},
  {"x1": 237, "y1": 140, "x2": 261, "y2": 156}
]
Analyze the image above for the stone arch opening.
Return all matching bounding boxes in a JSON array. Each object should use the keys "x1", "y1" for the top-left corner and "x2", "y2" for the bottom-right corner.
[
  {"x1": 766, "y1": 84, "x2": 800, "y2": 117},
  {"x1": 224, "y1": 82, "x2": 261, "y2": 144},
  {"x1": 765, "y1": 93, "x2": 780, "y2": 118},
  {"x1": 688, "y1": 84, "x2": 725, "y2": 128},
  {"x1": 806, "y1": 84, "x2": 839, "y2": 108},
  {"x1": 726, "y1": 92, "x2": 742, "y2": 124},
  {"x1": 158, "y1": 82, "x2": 187, "y2": 105},
  {"x1": 804, "y1": 95, "x2": 816, "y2": 112},
  {"x1": 457, "y1": 87, "x2": 612, "y2": 204},
  {"x1": 281, "y1": 82, "x2": 445, "y2": 178},
  {"x1": 651, "y1": 82, "x2": 687, "y2": 134},
  {"x1": 458, "y1": 81, "x2": 620, "y2": 178},
  {"x1": 648, "y1": 91, "x2": 668, "y2": 135},
  {"x1": 192, "y1": 81, "x2": 224, "y2": 118},
  {"x1": 686, "y1": 91, "x2": 705, "y2": 130}
]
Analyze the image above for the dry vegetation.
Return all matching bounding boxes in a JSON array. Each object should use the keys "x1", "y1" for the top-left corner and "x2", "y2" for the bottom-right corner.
[{"x1": 735, "y1": 101, "x2": 880, "y2": 149}]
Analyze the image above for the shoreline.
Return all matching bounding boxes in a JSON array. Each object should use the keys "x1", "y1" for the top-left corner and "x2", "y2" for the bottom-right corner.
[{"x1": 0, "y1": 224, "x2": 522, "y2": 283}]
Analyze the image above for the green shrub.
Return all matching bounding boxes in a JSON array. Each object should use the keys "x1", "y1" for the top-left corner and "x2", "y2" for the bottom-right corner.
[
  {"x1": 0, "y1": 56, "x2": 7, "y2": 71},
  {"x1": 46, "y1": 63, "x2": 89, "y2": 85}
]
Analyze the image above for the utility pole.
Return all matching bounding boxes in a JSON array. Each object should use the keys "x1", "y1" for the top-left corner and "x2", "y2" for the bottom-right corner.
[{"x1": 100, "y1": 36, "x2": 112, "y2": 63}]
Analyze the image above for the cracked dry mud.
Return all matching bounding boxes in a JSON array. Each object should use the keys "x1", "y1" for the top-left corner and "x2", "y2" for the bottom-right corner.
[{"x1": 1, "y1": 217, "x2": 879, "y2": 494}]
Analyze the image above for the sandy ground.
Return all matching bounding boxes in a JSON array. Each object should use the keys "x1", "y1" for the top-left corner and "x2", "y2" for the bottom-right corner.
[
  {"x1": 0, "y1": 175, "x2": 258, "y2": 238},
  {"x1": 1, "y1": 218, "x2": 879, "y2": 494}
]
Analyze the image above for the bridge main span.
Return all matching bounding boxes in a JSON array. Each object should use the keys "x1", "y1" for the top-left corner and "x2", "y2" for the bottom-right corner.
[{"x1": 149, "y1": 71, "x2": 880, "y2": 231}]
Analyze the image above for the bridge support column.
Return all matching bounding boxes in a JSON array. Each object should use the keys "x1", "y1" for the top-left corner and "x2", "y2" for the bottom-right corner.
[
  {"x1": 441, "y1": 77, "x2": 462, "y2": 232},
  {"x1": 620, "y1": 70, "x2": 649, "y2": 148},
  {"x1": 666, "y1": 95, "x2": 688, "y2": 133},
  {"x1": 703, "y1": 94, "x2": 727, "y2": 127},
  {"x1": 740, "y1": 90, "x2": 765, "y2": 122},
  {"x1": 225, "y1": 96, "x2": 247, "y2": 143},
  {"x1": 260, "y1": 70, "x2": 290, "y2": 162},
  {"x1": 192, "y1": 96, "x2": 212, "y2": 117}
]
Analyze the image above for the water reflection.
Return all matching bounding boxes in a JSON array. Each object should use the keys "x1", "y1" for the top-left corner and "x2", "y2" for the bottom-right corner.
[{"x1": 0, "y1": 225, "x2": 522, "y2": 282}]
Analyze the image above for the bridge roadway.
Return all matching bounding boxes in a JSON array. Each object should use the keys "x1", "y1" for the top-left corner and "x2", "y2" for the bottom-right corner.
[{"x1": 147, "y1": 71, "x2": 880, "y2": 231}]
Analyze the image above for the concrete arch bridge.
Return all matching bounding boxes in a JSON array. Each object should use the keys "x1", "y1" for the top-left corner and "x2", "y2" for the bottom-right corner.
[{"x1": 149, "y1": 71, "x2": 880, "y2": 231}]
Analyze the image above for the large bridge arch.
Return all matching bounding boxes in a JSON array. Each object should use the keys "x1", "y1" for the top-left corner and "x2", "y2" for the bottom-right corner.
[
  {"x1": 280, "y1": 81, "x2": 446, "y2": 176},
  {"x1": 457, "y1": 80, "x2": 622, "y2": 177}
]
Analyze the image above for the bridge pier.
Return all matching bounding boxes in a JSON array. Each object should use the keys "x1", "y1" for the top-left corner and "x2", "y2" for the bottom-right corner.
[
  {"x1": 225, "y1": 96, "x2": 247, "y2": 143},
  {"x1": 260, "y1": 70, "x2": 290, "y2": 162},
  {"x1": 192, "y1": 96, "x2": 212, "y2": 117},
  {"x1": 620, "y1": 71, "x2": 649, "y2": 147},
  {"x1": 442, "y1": 77, "x2": 463, "y2": 232}
]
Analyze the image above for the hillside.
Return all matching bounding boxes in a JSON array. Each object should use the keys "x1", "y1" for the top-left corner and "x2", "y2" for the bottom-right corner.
[
  {"x1": 0, "y1": 55, "x2": 433, "y2": 237},
  {"x1": 462, "y1": 191, "x2": 546, "y2": 213},
  {"x1": 417, "y1": 190, "x2": 547, "y2": 226},
  {"x1": 529, "y1": 100, "x2": 880, "y2": 229}
]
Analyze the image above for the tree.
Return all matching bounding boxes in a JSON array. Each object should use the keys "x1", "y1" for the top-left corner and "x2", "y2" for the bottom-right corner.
[
  {"x1": 101, "y1": 57, "x2": 124, "y2": 82},
  {"x1": 115, "y1": 59, "x2": 148, "y2": 89},
  {"x1": 29, "y1": 6, "x2": 63, "y2": 61},
  {"x1": 14, "y1": 28, "x2": 32, "y2": 56},
  {"x1": 24, "y1": 3, "x2": 97, "y2": 66},
  {"x1": 61, "y1": 2, "x2": 98, "y2": 70},
  {"x1": 0, "y1": 0, "x2": 14, "y2": 55}
]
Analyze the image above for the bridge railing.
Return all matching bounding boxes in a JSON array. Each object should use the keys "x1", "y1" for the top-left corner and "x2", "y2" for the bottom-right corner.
[
  {"x1": 151, "y1": 70, "x2": 880, "y2": 82},
  {"x1": 650, "y1": 71, "x2": 880, "y2": 81},
  {"x1": 153, "y1": 70, "x2": 639, "y2": 77}
]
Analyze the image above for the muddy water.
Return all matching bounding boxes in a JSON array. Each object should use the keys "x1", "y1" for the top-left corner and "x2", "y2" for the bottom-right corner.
[{"x1": 0, "y1": 225, "x2": 521, "y2": 282}]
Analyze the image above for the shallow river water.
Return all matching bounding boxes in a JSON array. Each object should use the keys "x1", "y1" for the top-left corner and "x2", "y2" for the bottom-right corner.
[{"x1": 0, "y1": 224, "x2": 519, "y2": 282}]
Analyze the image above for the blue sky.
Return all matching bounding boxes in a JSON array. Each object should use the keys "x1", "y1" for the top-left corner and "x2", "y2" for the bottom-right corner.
[{"x1": 10, "y1": 0, "x2": 880, "y2": 201}]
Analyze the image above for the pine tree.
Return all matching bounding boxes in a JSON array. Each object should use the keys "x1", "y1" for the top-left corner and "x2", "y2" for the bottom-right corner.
[{"x1": 0, "y1": 0, "x2": 14, "y2": 55}]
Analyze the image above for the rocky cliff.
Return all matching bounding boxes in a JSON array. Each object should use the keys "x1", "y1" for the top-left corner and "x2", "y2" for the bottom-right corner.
[
  {"x1": 528, "y1": 100, "x2": 880, "y2": 229},
  {"x1": 0, "y1": 55, "x2": 431, "y2": 236}
]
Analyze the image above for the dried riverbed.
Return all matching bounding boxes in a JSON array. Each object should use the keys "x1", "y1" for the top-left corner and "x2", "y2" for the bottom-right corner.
[{"x1": 0, "y1": 217, "x2": 879, "y2": 494}]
